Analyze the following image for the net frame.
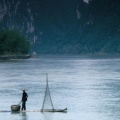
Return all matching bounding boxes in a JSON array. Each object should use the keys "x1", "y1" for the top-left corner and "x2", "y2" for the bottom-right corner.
[{"x1": 41, "y1": 73, "x2": 54, "y2": 110}]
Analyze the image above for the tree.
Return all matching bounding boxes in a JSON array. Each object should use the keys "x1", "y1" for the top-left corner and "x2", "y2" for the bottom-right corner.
[{"x1": 0, "y1": 30, "x2": 30, "y2": 55}]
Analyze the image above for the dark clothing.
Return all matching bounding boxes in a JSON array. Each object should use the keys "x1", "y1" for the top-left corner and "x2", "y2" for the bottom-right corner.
[
  {"x1": 21, "y1": 91, "x2": 28, "y2": 110},
  {"x1": 22, "y1": 101, "x2": 26, "y2": 110},
  {"x1": 22, "y1": 92, "x2": 28, "y2": 101}
]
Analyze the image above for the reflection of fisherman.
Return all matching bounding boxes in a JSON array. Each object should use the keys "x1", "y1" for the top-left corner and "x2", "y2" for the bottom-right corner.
[{"x1": 21, "y1": 89, "x2": 28, "y2": 110}]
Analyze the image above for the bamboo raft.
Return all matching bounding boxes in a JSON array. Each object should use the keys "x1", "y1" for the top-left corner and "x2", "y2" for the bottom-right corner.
[{"x1": 0, "y1": 108, "x2": 67, "y2": 113}]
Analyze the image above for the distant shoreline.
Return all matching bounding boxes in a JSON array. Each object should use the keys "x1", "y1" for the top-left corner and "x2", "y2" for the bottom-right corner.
[
  {"x1": 0, "y1": 54, "x2": 31, "y2": 61},
  {"x1": 36, "y1": 53, "x2": 120, "y2": 59},
  {"x1": 1, "y1": 53, "x2": 120, "y2": 61}
]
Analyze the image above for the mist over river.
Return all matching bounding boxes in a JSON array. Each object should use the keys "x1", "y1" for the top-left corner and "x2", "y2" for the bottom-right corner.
[{"x1": 0, "y1": 56, "x2": 120, "y2": 120}]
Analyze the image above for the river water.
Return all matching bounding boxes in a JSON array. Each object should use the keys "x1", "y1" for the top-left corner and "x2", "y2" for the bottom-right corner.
[{"x1": 0, "y1": 56, "x2": 120, "y2": 120}]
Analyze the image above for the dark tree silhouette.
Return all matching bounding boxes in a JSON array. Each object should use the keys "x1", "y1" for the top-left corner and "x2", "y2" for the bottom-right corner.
[{"x1": 0, "y1": 30, "x2": 30, "y2": 55}]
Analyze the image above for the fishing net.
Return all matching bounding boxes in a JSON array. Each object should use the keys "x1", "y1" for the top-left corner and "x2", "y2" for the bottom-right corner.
[{"x1": 41, "y1": 74, "x2": 54, "y2": 110}]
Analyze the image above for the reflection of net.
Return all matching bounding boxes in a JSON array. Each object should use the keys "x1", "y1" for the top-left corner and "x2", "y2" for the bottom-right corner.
[{"x1": 41, "y1": 75, "x2": 54, "y2": 110}]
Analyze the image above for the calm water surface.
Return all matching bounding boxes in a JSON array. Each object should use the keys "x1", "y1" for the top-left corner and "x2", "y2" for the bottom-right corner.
[{"x1": 0, "y1": 56, "x2": 120, "y2": 120}]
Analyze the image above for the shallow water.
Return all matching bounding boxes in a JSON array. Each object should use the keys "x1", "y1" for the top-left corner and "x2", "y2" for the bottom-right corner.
[{"x1": 0, "y1": 56, "x2": 120, "y2": 120}]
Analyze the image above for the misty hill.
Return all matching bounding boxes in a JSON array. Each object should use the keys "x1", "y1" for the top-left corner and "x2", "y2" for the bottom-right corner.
[{"x1": 0, "y1": 0, "x2": 120, "y2": 55}]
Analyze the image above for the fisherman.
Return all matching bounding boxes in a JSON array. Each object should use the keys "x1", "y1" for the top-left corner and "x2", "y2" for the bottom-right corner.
[{"x1": 21, "y1": 89, "x2": 28, "y2": 110}]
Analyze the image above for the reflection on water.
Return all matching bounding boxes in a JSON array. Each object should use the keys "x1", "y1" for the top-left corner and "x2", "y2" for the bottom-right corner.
[
  {"x1": 21, "y1": 112, "x2": 28, "y2": 120},
  {"x1": 11, "y1": 111, "x2": 28, "y2": 120},
  {"x1": 41, "y1": 112, "x2": 54, "y2": 120},
  {"x1": 11, "y1": 111, "x2": 20, "y2": 114}
]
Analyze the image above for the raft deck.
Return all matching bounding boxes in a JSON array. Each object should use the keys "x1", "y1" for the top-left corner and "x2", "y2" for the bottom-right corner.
[{"x1": 0, "y1": 108, "x2": 67, "y2": 113}]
